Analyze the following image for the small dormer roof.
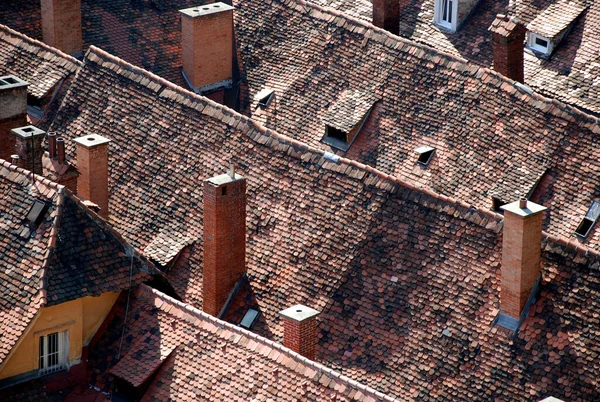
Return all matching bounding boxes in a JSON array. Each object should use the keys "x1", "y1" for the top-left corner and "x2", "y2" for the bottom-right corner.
[
  {"x1": 526, "y1": 0, "x2": 587, "y2": 41},
  {"x1": 322, "y1": 89, "x2": 379, "y2": 133}
]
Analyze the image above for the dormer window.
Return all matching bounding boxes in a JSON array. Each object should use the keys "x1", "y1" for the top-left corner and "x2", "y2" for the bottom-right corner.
[
  {"x1": 414, "y1": 146, "x2": 436, "y2": 166},
  {"x1": 322, "y1": 90, "x2": 379, "y2": 152},
  {"x1": 526, "y1": 0, "x2": 587, "y2": 58},
  {"x1": 575, "y1": 201, "x2": 600, "y2": 238},
  {"x1": 434, "y1": 0, "x2": 455, "y2": 31},
  {"x1": 254, "y1": 88, "x2": 274, "y2": 108}
]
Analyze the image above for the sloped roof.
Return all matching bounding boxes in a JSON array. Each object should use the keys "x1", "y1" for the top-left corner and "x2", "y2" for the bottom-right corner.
[
  {"x1": 526, "y1": 0, "x2": 587, "y2": 40},
  {"x1": 322, "y1": 89, "x2": 379, "y2": 132},
  {"x1": 88, "y1": 284, "x2": 396, "y2": 401},
  {"x1": 0, "y1": 160, "x2": 156, "y2": 369},
  {"x1": 0, "y1": 24, "x2": 80, "y2": 100},
  {"x1": 234, "y1": 0, "x2": 600, "y2": 249},
  {"x1": 46, "y1": 46, "x2": 600, "y2": 400}
]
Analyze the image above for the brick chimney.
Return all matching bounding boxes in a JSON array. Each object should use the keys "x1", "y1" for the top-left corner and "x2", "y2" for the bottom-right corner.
[
  {"x1": 179, "y1": 3, "x2": 234, "y2": 96},
  {"x1": 0, "y1": 76, "x2": 29, "y2": 162},
  {"x1": 202, "y1": 169, "x2": 246, "y2": 316},
  {"x1": 372, "y1": 0, "x2": 399, "y2": 35},
  {"x1": 12, "y1": 126, "x2": 45, "y2": 175},
  {"x1": 279, "y1": 305, "x2": 320, "y2": 360},
  {"x1": 74, "y1": 134, "x2": 111, "y2": 218},
  {"x1": 500, "y1": 198, "x2": 547, "y2": 319},
  {"x1": 41, "y1": 0, "x2": 82, "y2": 56},
  {"x1": 489, "y1": 14, "x2": 526, "y2": 83}
]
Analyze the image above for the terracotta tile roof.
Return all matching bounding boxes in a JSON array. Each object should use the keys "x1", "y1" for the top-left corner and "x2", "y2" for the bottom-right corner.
[
  {"x1": 322, "y1": 89, "x2": 380, "y2": 133},
  {"x1": 526, "y1": 0, "x2": 587, "y2": 40},
  {"x1": 0, "y1": 24, "x2": 80, "y2": 100},
  {"x1": 88, "y1": 284, "x2": 397, "y2": 401},
  {"x1": 0, "y1": 160, "x2": 156, "y2": 369},
  {"x1": 234, "y1": 0, "x2": 600, "y2": 249},
  {"x1": 143, "y1": 226, "x2": 193, "y2": 268}
]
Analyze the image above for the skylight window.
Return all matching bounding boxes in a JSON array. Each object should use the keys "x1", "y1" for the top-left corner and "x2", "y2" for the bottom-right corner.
[
  {"x1": 414, "y1": 146, "x2": 436, "y2": 166},
  {"x1": 239, "y1": 309, "x2": 260, "y2": 329},
  {"x1": 575, "y1": 201, "x2": 600, "y2": 238},
  {"x1": 254, "y1": 88, "x2": 274, "y2": 108},
  {"x1": 26, "y1": 200, "x2": 49, "y2": 226}
]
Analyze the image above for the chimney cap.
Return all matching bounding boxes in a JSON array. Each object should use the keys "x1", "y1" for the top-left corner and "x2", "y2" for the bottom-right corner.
[
  {"x1": 11, "y1": 125, "x2": 45, "y2": 139},
  {"x1": 179, "y1": 3, "x2": 234, "y2": 18},
  {"x1": 279, "y1": 304, "x2": 321, "y2": 323},
  {"x1": 501, "y1": 199, "x2": 547, "y2": 217},
  {"x1": 206, "y1": 172, "x2": 244, "y2": 186},
  {"x1": 73, "y1": 134, "x2": 111, "y2": 149}
]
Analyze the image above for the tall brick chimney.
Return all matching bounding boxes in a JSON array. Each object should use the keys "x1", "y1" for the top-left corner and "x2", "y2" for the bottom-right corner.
[
  {"x1": 41, "y1": 0, "x2": 83, "y2": 56},
  {"x1": 179, "y1": 3, "x2": 234, "y2": 96},
  {"x1": 489, "y1": 14, "x2": 526, "y2": 83},
  {"x1": 372, "y1": 0, "x2": 399, "y2": 35},
  {"x1": 202, "y1": 169, "x2": 246, "y2": 316},
  {"x1": 12, "y1": 126, "x2": 45, "y2": 175},
  {"x1": 279, "y1": 305, "x2": 320, "y2": 360},
  {"x1": 500, "y1": 198, "x2": 547, "y2": 320},
  {"x1": 74, "y1": 134, "x2": 111, "y2": 218},
  {"x1": 0, "y1": 76, "x2": 29, "y2": 162}
]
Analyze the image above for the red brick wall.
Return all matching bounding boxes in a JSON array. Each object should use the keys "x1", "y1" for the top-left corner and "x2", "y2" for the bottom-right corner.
[
  {"x1": 76, "y1": 143, "x2": 109, "y2": 219},
  {"x1": 0, "y1": 114, "x2": 27, "y2": 161},
  {"x1": 501, "y1": 210, "x2": 544, "y2": 318},
  {"x1": 283, "y1": 318, "x2": 317, "y2": 360},
  {"x1": 181, "y1": 9, "x2": 233, "y2": 89},
  {"x1": 372, "y1": 0, "x2": 399, "y2": 35},
  {"x1": 203, "y1": 177, "x2": 246, "y2": 316},
  {"x1": 492, "y1": 27, "x2": 526, "y2": 83},
  {"x1": 41, "y1": 0, "x2": 82, "y2": 55}
]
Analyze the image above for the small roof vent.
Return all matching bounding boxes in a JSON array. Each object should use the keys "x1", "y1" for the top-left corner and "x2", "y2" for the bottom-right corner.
[
  {"x1": 575, "y1": 200, "x2": 600, "y2": 238},
  {"x1": 414, "y1": 145, "x2": 436, "y2": 166},
  {"x1": 254, "y1": 88, "x2": 274, "y2": 108}
]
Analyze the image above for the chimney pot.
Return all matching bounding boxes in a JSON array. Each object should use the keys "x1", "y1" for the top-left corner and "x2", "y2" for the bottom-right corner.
[
  {"x1": 48, "y1": 132, "x2": 57, "y2": 159},
  {"x1": 499, "y1": 199, "x2": 547, "y2": 319},
  {"x1": 279, "y1": 304, "x2": 321, "y2": 360},
  {"x1": 56, "y1": 137, "x2": 66, "y2": 164},
  {"x1": 74, "y1": 134, "x2": 111, "y2": 219},
  {"x1": 202, "y1": 171, "x2": 247, "y2": 316},
  {"x1": 11, "y1": 154, "x2": 19, "y2": 165}
]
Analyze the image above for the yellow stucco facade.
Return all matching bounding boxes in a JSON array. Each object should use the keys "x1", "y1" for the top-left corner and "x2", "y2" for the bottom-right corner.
[{"x1": 0, "y1": 291, "x2": 120, "y2": 380}]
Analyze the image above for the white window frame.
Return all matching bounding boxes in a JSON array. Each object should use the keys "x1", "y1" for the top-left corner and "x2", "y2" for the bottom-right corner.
[
  {"x1": 39, "y1": 330, "x2": 69, "y2": 375},
  {"x1": 434, "y1": 0, "x2": 457, "y2": 31},
  {"x1": 527, "y1": 32, "x2": 553, "y2": 56}
]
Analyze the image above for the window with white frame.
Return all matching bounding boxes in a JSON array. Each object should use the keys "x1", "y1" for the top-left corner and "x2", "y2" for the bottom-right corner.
[
  {"x1": 527, "y1": 33, "x2": 553, "y2": 56},
  {"x1": 39, "y1": 330, "x2": 69, "y2": 375},
  {"x1": 435, "y1": 0, "x2": 455, "y2": 30}
]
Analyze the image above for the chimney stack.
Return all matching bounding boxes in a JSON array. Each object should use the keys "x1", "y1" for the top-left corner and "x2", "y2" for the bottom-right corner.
[
  {"x1": 74, "y1": 134, "x2": 111, "y2": 219},
  {"x1": 179, "y1": 3, "x2": 234, "y2": 98},
  {"x1": 0, "y1": 76, "x2": 29, "y2": 162},
  {"x1": 489, "y1": 14, "x2": 526, "y2": 83},
  {"x1": 41, "y1": 0, "x2": 83, "y2": 56},
  {"x1": 372, "y1": 0, "x2": 399, "y2": 35},
  {"x1": 500, "y1": 198, "x2": 547, "y2": 320},
  {"x1": 202, "y1": 171, "x2": 246, "y2": 316},
  {"x1": 279, "y1": 305, "x2": 321, "y2": 360},
  {"x1": 12, "y1": 126, "x2": 45, "y2": 175}
]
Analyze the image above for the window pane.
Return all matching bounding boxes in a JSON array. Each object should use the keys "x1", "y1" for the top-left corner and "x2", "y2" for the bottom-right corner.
[{"x1": 535, "y1": 37, "x2": 548, "y2": 48}]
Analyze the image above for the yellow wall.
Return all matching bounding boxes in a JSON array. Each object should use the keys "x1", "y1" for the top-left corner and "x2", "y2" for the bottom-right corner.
[{"x1": 0, "y1": 292, "x2": 120, "y2": 380}]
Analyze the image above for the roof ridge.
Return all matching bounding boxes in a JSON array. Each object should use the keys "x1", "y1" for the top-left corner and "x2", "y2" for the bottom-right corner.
[
  {"x1": 278, "y1": 0, "x2": 600, "y2": 128},
  {"x1": 0, "y1": 159, "x2": 65, "y2": 191},
  {"x1": 137, "y1": 284, "x2": 400, "y2": 401},
  {"x1": 0, "y1": 24, "x2": 82, "y2": 68},
  {"x1": 83, "y1": 47, "x2": 504, "y2": 233},
  {"x1": 38, "y1": 187, "x2": 65, "y2": 306}
]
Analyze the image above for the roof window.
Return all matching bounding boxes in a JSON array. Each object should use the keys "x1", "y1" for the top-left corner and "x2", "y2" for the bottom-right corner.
[
  {"x1": 526, "y1": 0, "x2": 587, "y2": 57},
  {"x1": 322, "y1": 89, "x2": 379, "y2": 151},
  {"x1": 254, "y1": 88, "x2": 274, "y2": 108},
  {"x1": 575, "y1": 201, "x2": 600, "y2": 238},
  {"x1": 26, "y1": 200, "x2": 49, "y2": 227},
  {"x1": 239, "y1": 308, "x2": 260, "y2": 329},
  {"x1": 414, "y1": 146, "x2": 436, "y2": 166}
]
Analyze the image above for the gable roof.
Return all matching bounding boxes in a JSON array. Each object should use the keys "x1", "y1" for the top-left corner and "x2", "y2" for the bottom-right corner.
[
  {"x1": 0, "y1": 161, "x2": 156, "y2": 369},
  {"x1": 526, "y1": 0, "x2": 587, "y2": 40},
  {"x1": 233, "y1": 0, "x2": 600, "y2": 250},
  {"x1": 88, "y1": 284, "x2": 396, "y2": 401},
  {"x1": 43, "y1": 45, "x2": 600, "y2": 400}
]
